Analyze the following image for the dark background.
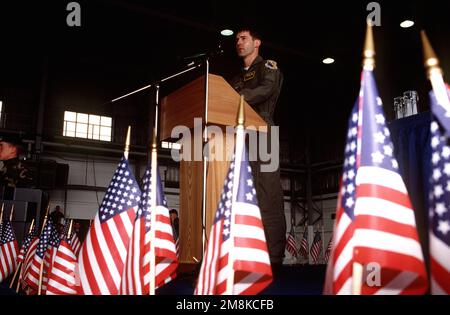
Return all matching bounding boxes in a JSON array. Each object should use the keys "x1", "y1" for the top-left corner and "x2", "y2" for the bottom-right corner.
[{"x1": 0, "y1": 0, "x2": 449, "y2": 164}]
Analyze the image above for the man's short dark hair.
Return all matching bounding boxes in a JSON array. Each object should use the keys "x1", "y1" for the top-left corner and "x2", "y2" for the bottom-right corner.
[
  {"x1": 169, "y1": 209, "x2": 178, "y2": 216},
  {"x1": 236, "y1": 27, "x2": 262, "y2": 41}
]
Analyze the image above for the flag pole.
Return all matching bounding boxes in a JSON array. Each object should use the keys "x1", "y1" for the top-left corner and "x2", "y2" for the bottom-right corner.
[
  {"x1": 124, "y1": 126, "x2": 131, "y2": 160},
  {"x1": 9, "y1": 204, "x2": 14, "y2": 221},
  {"x1": 67, "y1": 219, "x2": 73, "y2": 239},
  {"x1": 37, "y1": 204, "x2": 51, "y2": 295},
  {"x1": 421, "y1": 31, "x2": 449, "y2": 108},
  {"x1": 149, "y1": 128, "x2": 158, "y2": 295},
  {"x1": 0, "y1": 203, "x2": 4, "y2": 224},
  {"x1": 352, "y1": 22, "x2": 375, "y2": 295},
  {"x1": 10, "y1": 218, "x2": 35, "y2": 289},
  {"x1": 226, "y1": 95, "x2": 246, "y2": 295}
]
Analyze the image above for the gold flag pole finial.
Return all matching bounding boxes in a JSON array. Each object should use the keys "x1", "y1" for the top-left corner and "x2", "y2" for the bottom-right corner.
[
  {"x1": 237, "y1": 95, "x2": 246, "y2": 127},
  {"x1": 9, "y1": 204, "x2": 14, "y2": 222},
  {"x1": 124, "y1": 125, "x2": 131, "y2": 159},
  {"x1": 421, "y1": 30, "x2": 442, "y2": 78},
  {"x1": 41, "y1": 204, "x2": 50, "y2": 233},
  {"x1": 67, "y1": 219, "x2": 74, "y2": 239},
  {"x1": 363, "y1": 22, "x2": 375, "y2": 70},
  {"x1": 28, "y1": 219, "x2": 35, "y2": 233}
]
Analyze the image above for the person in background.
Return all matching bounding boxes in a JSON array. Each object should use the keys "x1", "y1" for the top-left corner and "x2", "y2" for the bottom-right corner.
[
  {"x1": 169, "y1": 209, "x2": 179, "y2": 239},
  {"x1": 0, "y1": 133, "x2": 33, "y2": 188}
]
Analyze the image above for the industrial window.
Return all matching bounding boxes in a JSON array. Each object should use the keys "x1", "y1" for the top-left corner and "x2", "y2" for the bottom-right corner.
[
  {"x1": 63, "y1": 111, "x2": 112, "y2": 141},
  {"x1": 0, "y1": 101, "x2": 3, "y2": 123}
]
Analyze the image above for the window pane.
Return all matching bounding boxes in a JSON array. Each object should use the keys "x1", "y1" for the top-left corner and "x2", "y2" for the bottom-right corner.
[
  {"x1": 64, "y1": 111, "x2": 76, "y2": 122},
  {"x1": 101, "y1": 116, "x2": 112, "y2": 127},
  {"x1": 100, "y1": 135, "x2": 111, "y2": 141},
  {"x1": 77, "y1": 113, "x2": 88, "y2": 123},
  {"x1": 100, "y1": 126, "x2": 111, "y2": 137},
  {"x1": 0, "y1": 101, "x2": 3, "y2": 112},
  {"x1": 76, "y1": 122, "x2": 88, "y2": 136},
  {"x1": 93, "y1": 125, "x2": 100, "y2": 137},
  {"x1": 65, "y1": 130, "x2": 75, "y2": 137},
  {"x1": 66, "y1": 122, "x2": 76, "y2": 132},
  {"x1": 89, "y1": 114, "x2": 100, "y2": 125}
]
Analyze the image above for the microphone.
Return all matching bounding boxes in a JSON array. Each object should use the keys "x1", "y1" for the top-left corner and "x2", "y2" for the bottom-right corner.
[{"x1": 181, "y1": 43, "x2": 224, "y2": 61}]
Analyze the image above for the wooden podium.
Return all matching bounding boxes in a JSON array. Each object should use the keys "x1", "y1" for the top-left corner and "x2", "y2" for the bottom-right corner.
[{"x1": 160, "y1": 74, "x2": 267, "y2": 263}]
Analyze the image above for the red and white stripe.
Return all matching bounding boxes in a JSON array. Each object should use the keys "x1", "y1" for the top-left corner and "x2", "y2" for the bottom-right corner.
[
  {"x1": 70, "y1": 233, "x2": 82, "y2": 258},
  {"x1": 353, "y1": 167, "x2": 427, "y2": 295},
  {"x1": 20, "y1": 237, "x2": 39, "y2": 291},
  {"x1": 0, "y1": 239, "x2": 19, "y2": 282},
  {"x1": 77, "y1": 207, "x2": 137, "y2": 295},
  {"x1": 26, "y1": 245, "x2": 57, "y2": 293},
  {"x1": 196, "y1": 200, "x2": 272, "y2": 295},
  {"x1": 121, "y1": 205, "x2": 178, "y2": 294},
  {"x1": 325, "y1": 188, "x2": 356, "y2": 295},
  {"x1": 430, "y1": 232, "x2": 450, "y2": 294},
  {"x1": 310, "y1": 236, "x2": 322, "y2": 264},
  {"x1": 46, "y1": 239, "x2": 79, "y2": 295}
]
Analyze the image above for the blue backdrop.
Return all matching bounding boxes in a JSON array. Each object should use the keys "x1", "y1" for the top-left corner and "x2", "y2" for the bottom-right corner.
[{"x1": 389, "y1": 111, "x2": 432, "y2": 264}]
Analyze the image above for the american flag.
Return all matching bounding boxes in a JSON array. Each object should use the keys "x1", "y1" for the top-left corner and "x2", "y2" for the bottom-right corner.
[
  {"x1": 70, "y1": 232, "x2": 82, "y2": 258},
  {"x1": 195, "y1": 137, "x2": 272, "y2": 295},
  {"x1": 20, "y1": 236, "x2": 39, "y2": 293},
  {"x1": 285, "y1": 227, "x2": 298, "y2": 258},
  {"x1": 0, "y1": 220, "x2": 19, "y2": 282},
  {"x1": 324, "y1": 236, "x2": 333, "y2": 263},
  {"x1": 174, "y1": 235, "x2": 180, "y2": 259},
  {"x1": 60, "y1": 220, "x2": 81, "y2": 257},
  {"x1": 310, "y1": 231, "x2": 322, "y2": 264},
  {"x1": 17, "y1": 223, "x2": 37, "y2": 264},
  {"x1": 120, "y1": 164, "x2": 178, "y2": 294},
  {"x1": 26, "y1": 218, "x2": 60, "y2": 293},
  {"x1": 298, "y1": 228, "x2": 308, "y2": 259},
  {"x1": 46, "y1": 238, "x2": 78, "y2": 295},
  {"x1": 324, "y1": 70, "x2": 428, "y2": 295},
  {"x1": 78, "y1": 156, "x2": 141, "y2": 295},
  {"x1": 428, "y1": 86, "x2": 450, "y2": 294}
]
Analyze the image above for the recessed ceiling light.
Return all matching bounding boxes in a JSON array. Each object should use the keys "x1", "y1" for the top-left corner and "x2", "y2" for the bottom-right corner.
[
  {"x1": 400, "y1": 20, "x2": 415, "y2": 28},
  {"x1": 220, "y1": 29, "x2": 234, "y2": 36},
  {"x1": 322, "y1": 58, "x2": 335, "y2": 64}
]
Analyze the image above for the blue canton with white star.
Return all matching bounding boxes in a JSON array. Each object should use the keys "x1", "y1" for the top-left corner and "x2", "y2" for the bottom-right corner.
[
  {"x1": 99, "y1": 156, "x2": 141, "y2": 223},
  {"x1": 236, "y1": 147, "x2": 258, "y2": 206},
  {"x1": 137, "y1": 163, "x2": 168, "y2": 233},
  {"x1": 1, "y1": 221, "x2": 16, "y2": 244},
  {"x1": 21, "y1": 225, "x2": 37, "y2": 251},
  {"x1": 429, "y1": 90, "x2": 450, "y2": 246},
  {"x1": 214, "y1": 145, "x2": 257, "y2": 242},
  {"x1": 36, "y1": 218, "x2": 58, "y2": 259},
  {"x1": 341, "y1": 102, "x2": 359, "y2": 220},
  {"x1": 360, "y1": 70, "x2": 398, "y2": 172}
]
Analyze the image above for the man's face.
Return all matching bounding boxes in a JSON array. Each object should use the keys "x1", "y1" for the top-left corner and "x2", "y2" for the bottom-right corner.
[
  {"x1": 235, "y1": 31, "x2": 260, "y2": 58},
  {"x1": 0, "y1": 141, "x2": 18, "y2": 161}
]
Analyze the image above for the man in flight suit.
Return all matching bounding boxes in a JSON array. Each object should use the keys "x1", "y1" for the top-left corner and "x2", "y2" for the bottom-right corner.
[{"x1": 229, "y1": 28, "x2": 286, "y2": 272}]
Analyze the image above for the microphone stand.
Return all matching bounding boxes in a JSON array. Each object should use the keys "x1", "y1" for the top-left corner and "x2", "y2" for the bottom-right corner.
[{"x1": 110, "y1": 63, "x2": 202, "y2": 103}]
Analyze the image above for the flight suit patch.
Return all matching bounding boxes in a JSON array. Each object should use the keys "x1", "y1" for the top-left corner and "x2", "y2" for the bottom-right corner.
[
  {"x1": 265, "y1": 60, "x2": 278, "y2": 70},
  {"x1": 244, "y1": 70, "x2": 256, "y2": 81}
]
